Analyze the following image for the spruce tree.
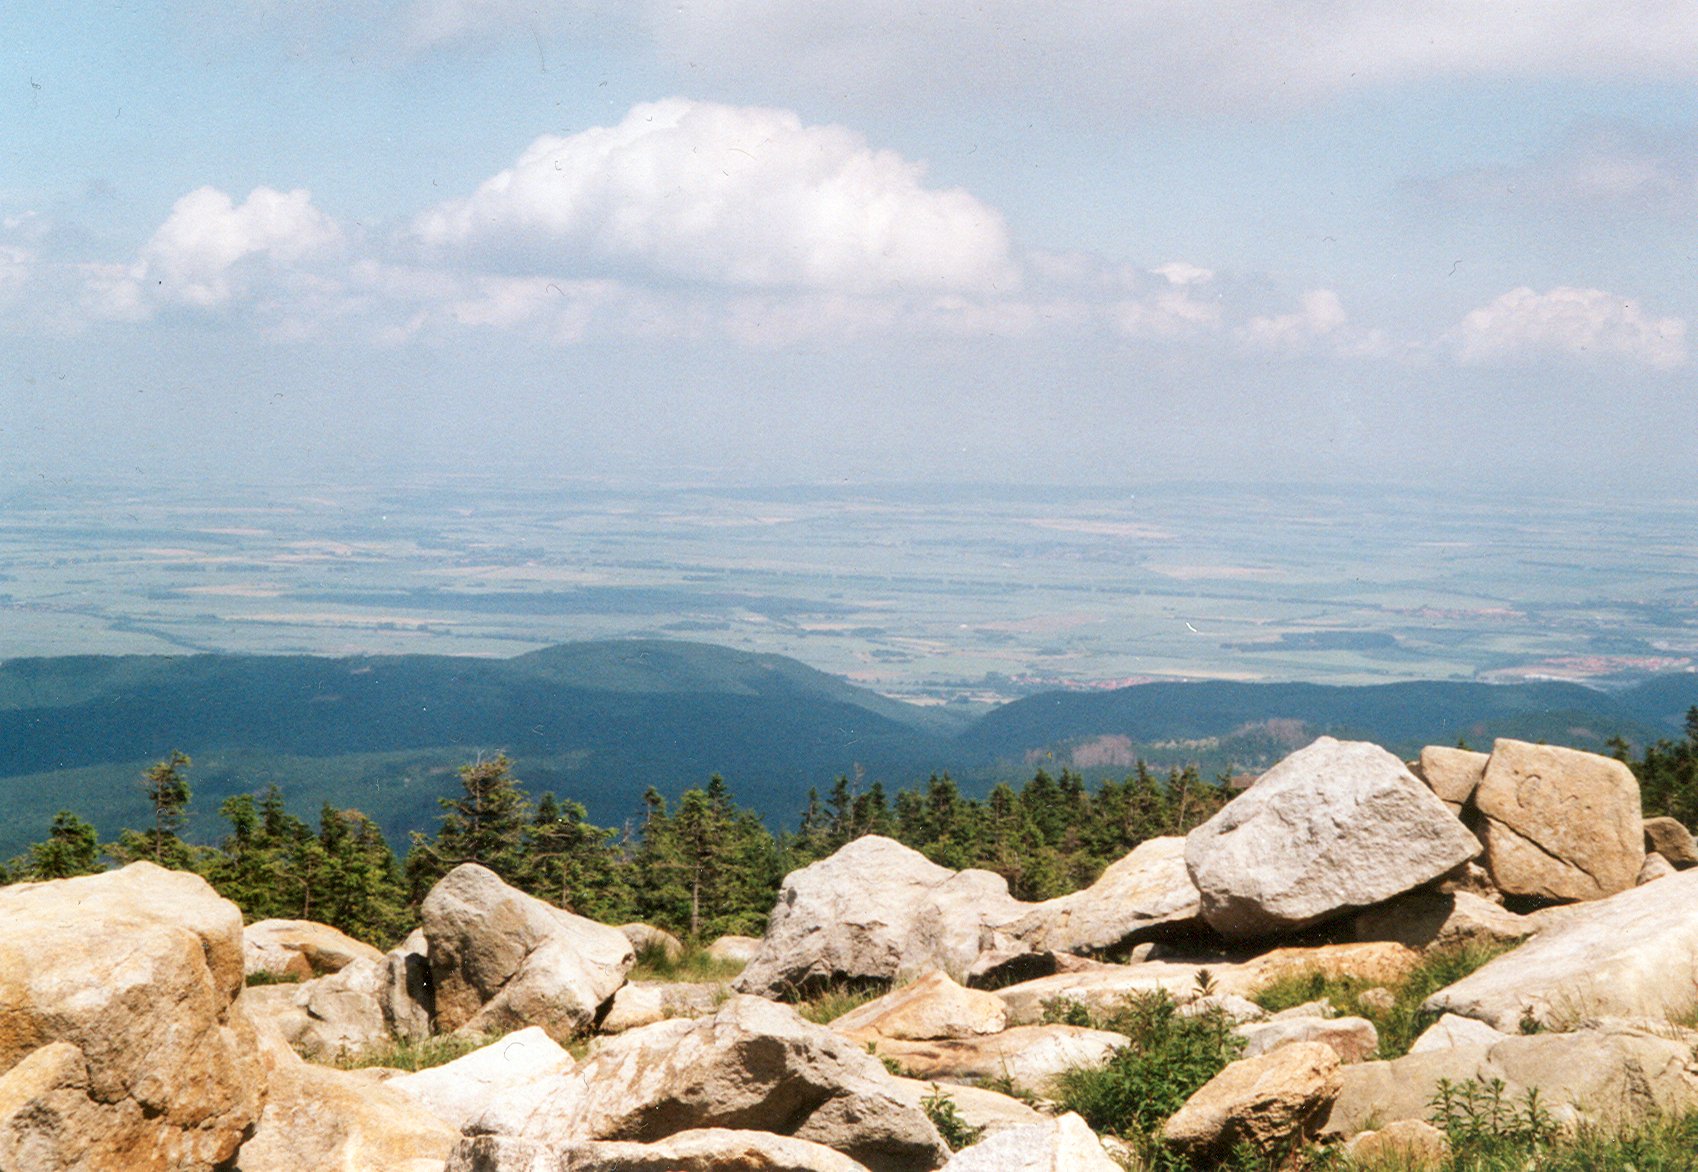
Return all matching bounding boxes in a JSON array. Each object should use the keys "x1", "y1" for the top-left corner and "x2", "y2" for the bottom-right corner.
[{"x1": 26, "y1": 811, "x2": 103, "y2": 879}]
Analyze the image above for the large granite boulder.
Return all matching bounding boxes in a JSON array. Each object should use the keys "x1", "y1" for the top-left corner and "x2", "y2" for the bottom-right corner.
[
  {"x1": 868, "y1": 1025, "x2": 1130, "y2": 1096},
  {"x1": 939, "y1": 1112, "x2": 1121, "y2": 1171},
  {"x1": 380, "y1": 928, "x2": 434, "y2": 1043},
  {"x1": 1236, "y1": 1016, "x2": 1378, "y2": 1064},
  {"x1": 599, "y1": 981, "x2": 724, "y2": 1033},
  {"x1": 450, "y1": 1128, "x2": 872, "y2": 1171},
  {"x1": 1422, "y1": 867, "x2": 1698, "y2": 1030},
  {"x1": 830, "y1": 970, "x2": 1007, "y2": 1044},
  {"x1": 1352, "y1": 890, "x2": 1538, "y2": 952},
  {"x1": 1162, "y1": 1042, "x2": 1342, "y2": 1163},
  {"x1": 242, "y1": 956, "x2": 391, "y2": 1061},
  {"x1": 1322, "y1": 1022, "x2": 1698, "y2": 1137},
  {"x1": 705, "y1": 935, "x2": 762, "y2": 965},
  {"x1": 734, "y1": 836, "x2": 1025, "y2": 998},
  {"x1": 1414, "y1": 746, "x2": 1489, "y2": 813},
  {"x1": 388, "y1": 1026, "x2": 575, "y2": 1131},
  {"x1": 1474, "y1": 739, "x2": 1643, "y2": 901},
  {"x1": 459, "y1": 995, "x2": 950, "y2": 1171},
  {"x1": 243, "y1": 918, "x2": 384, "y2": 981},
  {"x1": 0, "y1": 864, "x2": 263, "y2": 1172},
  {"x1": 234, "y1": 1019, "x2": 456, "y2": 1171},
  {"x1": 890, "y1": 1078, "x2": 1045, "y2": 1137},
  {"x1": 1185, "y1": 738, "x2": 1480, "y2": 938},
  {"x1": 618, "y1": 923, "x2": 683, "y2": 963},
  {"x1": 1008, "y1": 837, "x2": 1202, "y2": 955},
  {"x1": 422, "y1": 863, "x2": 635, "y2": 1042},
  {"x1": 1643, "y1": 816, "x2": 1698, "y2": 868}
]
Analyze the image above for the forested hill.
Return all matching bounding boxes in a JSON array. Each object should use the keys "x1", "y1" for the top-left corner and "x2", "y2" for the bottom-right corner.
[{"x1": 1, "y1": 638, "x2": 1695, "y2": 856}]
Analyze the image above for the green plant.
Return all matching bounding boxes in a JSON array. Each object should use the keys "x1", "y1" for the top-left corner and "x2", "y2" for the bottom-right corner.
[
  {"x1": 627, "y1": 940, "x2": 748, "y2": 983},
  {"x1": 331, "y1": 1032, "x2": 498, "y2": 1072},
  {"x1": 1040, "y1": 995, "x2": 1094, "y2": 1027},
  {"x1": 1051, "y1": 990, "x2": 1243, "y2": 1167},
  {"x1": 922, "y1": 1084, "x2": 984, "y2": 1150},
  {"x1": 1429, "y1": 1076, "x2": 1558, "y2": 1156},
  {"x1": 798, "y1": 980, "x2": 887, "y2": 1024},
  {"x1": 243, "y1": 969, "x2": 301, "y2": 986}
]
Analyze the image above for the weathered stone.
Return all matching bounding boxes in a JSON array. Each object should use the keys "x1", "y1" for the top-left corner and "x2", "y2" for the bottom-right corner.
[
  {"x1": 868, "y1": 1025, "x2": 1129, "y2": 1096},
  {"x1": 423, "y1": 863, "x2": 634, "y2": 1042},
  {"x1": 831, "y1": 971, "x2": 1007, "y2": 1044},
  {"x1": 1179, "y1": 994, "x2": 1268, "y2": 1024},
  {"x1": 381, "y1": 928, "x2": 434, "y2": 1043},
  {"x1": 1162, "y1": 1042, "x2": 1342, "y2": 1162},
  {"x1": 618, "y1": 923, "x2": 682, "y2": 963},
  {"x1": 1434, "y1": 860, "x2": 1502, "y2": 901},
  {"x1": 1008, "y1": 837, "x2": 1202, "y2": 955},
  {"x1": 1236, "y1": 1016, "x2": 1378, "y2": 1063},
  {"x1": 1408, "y1": 1014, "x2": 1510, "y2": 1054},
  {"x1": 243, "y1": 918, "x2": 384, "y2": 981},
  {"x1": 734, "y1": 837, "x2": 1025, "y2": 998},
  {"x1": 964, "y1": 948, "x2": 1112, "y2": 990},
  {"x1": 1475, "y1": 739, "x2": 1643, "y2": 901},
  {"x1": 1357, "y1": 987, "x2": 1396, "y2": 1014},
  {"x1": 1416, "y1": 746, "x2": 1489, "y2": 812},
  {"x1": 996, "y1": 942, "x2": 1419, "y2": 1024},
  {"x1": 704, "y1": 935, "x2": 762, "y2": 965},
  {"x1": 1323, "y1": 1022, "x2": 1698, "y2": 1137},
  {"x1": 388, "y1": 1027, "x2": 574, "y2": 1131},
  {"x1": 0, "y1": 864, "x2": 262, "y2": 1172},
  {"x1": 462, "y1": 995, "x2": 949, "y2": 1172},
  {"x1": 1644, "y1": 816, "x2": 1698, "y2": 868},
  {"x1": 235, "y1": 1020, "x2": 456, "y2": 1172},
  {"x1": 1422, "y1": 868, "x2": 1698, "y2": 1031},
  {"x1": 1185, "y1": 738, "x2": 1480, "y2": 938},
  {"x1": 1353, "y1": 890, "x2": 1537, "y2": 952},
  {"x1": 891, "y1": 1078, "x2": 1045, "y2": 1136},
  {"x1": 1344, "y1": 1119, "x2": 1450, "y2": 1167},
  {"x1": 938, "y1": 1112, "x2": 1120, "y2": 1171},
  {"x1": 1270, "y1": 999, "x2": 1335, "y2": 1021},
  {"x1": 448, "y1": 1129, "x2": 872, "y2": 1172},
  {"x1": 243, "y1": 956, "x2": 391, "y2": 1061},
  {"x1": 599, "y1": 981, "x2": 724, "y2": 1034},
  {"x1": 1640, "y1": 851, "x2": 1677, "y2": 884}
]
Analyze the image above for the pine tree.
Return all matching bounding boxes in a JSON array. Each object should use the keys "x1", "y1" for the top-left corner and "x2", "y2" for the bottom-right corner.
[
  {"x1": 521, "y1": 792, "x2": 627, "y2": 921},
  {"x1": 26, "y1": 811, "x2": 103, "y2": 879},
  {"x1": 407, "y1": 753, "x2": 531, "y2": 891},
  {"x1": 110, "y1": 751, "x2": 199, "y2": 870}
]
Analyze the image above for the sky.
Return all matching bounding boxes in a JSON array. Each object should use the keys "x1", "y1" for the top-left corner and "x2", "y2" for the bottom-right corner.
[{"x1": 3, "y1": 2, "x2": 1695, "y2": 493}]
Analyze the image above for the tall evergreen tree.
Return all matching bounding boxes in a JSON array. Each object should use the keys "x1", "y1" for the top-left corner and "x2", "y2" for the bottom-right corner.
[
  {"x1": 406, "y1": 753, "x2": 531, "y2": 893},
  {"x1": 109, "y1": 751, "x2": 199, "y2": 870},
  {"x1": 25, "y1": 811, "x2": 103, "y2": 880}
]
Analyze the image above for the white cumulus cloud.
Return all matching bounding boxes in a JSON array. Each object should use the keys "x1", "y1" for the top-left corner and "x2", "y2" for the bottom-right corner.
[
  {"x1": 414, "y1": 98, "x2": 1018, "y2": 294},
  {"x1": 1456, "y1": 286, "x2": 1688, "y2": 369},
  {"x1": 85, "y1": 186, "x2": 340, "y2": 319}
]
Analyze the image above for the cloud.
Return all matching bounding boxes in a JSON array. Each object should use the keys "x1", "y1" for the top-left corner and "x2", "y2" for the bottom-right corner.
[
  {"x1": 1109, "y1": 263, "x2": 1222, "y2": 339},
  {"x1": 1456, "y1": 286, "x2": 1688, "y2": 369},
  {"x1": 415, "y1": 98, "x2": 1017, "y2": 294},
  {"x1": 84, "y1": 186, "x2": 340, "y2": 319}
]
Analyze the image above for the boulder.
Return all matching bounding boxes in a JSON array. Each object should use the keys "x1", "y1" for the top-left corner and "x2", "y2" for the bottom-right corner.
[
  {"x1": 1474, "y1": 739, "x2": 1643, "y2": 901},
  {"x1": 599, "y1": 981, "x2": 724, "y2": 1034},
  {"x1": 1343, "y1": 1119, "x2": 1450, "y2": 1167},
  {"x1": 1008, "y1": 837, "x2": 1202, "y2": 955},
  {"x1": 734, "y1": 837, "x2": 1025, "y2": 998},
  {"x1": 1322, "y1": 1022, "x2": 1698, "y2": 1137},
  {"x1": 867, "y1": 1025, "x2": 1129, "y2": 1096},
  {"x1": 422, "y1": 863, "x2": 635, "y2": 1042},
  {"x1": 964, "y1": 948, "x2": 1112, "y2": 990},
  {"x1": 449, "y1": 1129, "x2": 871, "y2": 1171},
  {"x1": 619, "y1": 923, "x2": 683, "y2": 963},
  {"x1": 1422, "y1": 868, "x2": 1698, "y2": 1031},
  {"x1": 242, "y1": 957, "x2": 391, "y2": 1061},
  {"x1": 938, "y1": 1112, "x2": 1120, "y2": 1171},
  {"x1": 1640, "y1": 852, "x2": 1677, "y2": 884},
  {"x1": 1179, "y1": 994, "x2": 1268, "y2": 1024},
  {"x1": 830, "y1": 971, "x2": 1007, "y2": 1044},
  {"x1": 0, "y1": 864, "x2": 263, "y2": 1172},
  {"x1": 243, "y1": 918, "x2": 384, "y2": 981},
  {"x1": 705, "y1": 935, "x2": 763, "y2": 965},
  {"x1": 235, "y1": 1021, "x2": 456, "y2": 1171},
  {"x1": 1161, "y1": 1042, "x2": 1342, "y2": 1162},
  {"x1": 1408, "y1": 1014, "x2": 1510, "y2": 1054},
  {"x1": 1644, "y1": 816, "x2": 1698, "y2": 868},
  {"x1": 1415, "y1": 746, "x2": 1489, "y2": 812},
  {"x1": 461, "y1": 995, "x2": 949, "y2": 1172},
  {"x1": 1352, "y1": 890, "x2": 1537, "y2": 952},
  {"x1": 1236, "y1": 1016, "x2": 1378, "y2": 1063},
  {"x1": 996, "y1": 942, "x2": 1419, "y2": 1023},
  {"x1": 381, "y1": 928, "x2": 434, "y2": 1043},
  {"x1": 1185, "y1": 738, "x2": 1480, "y2": 938},
  {"x1": 388, "y1": 1027, "x2": 575, "y2": 1131},
  {"x1": 891, "y1": 1078, "x2": 1045, "y2": 1136}
]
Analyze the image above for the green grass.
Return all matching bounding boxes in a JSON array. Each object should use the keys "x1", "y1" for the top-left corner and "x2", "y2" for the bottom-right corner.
[
  {"x1": 1250, "y1": 941, "x2": 1516, "y2": 1059},
  {"x1": 243, "y1": 969, "x2": 302, "y2": 987},
  {"x1": 330, "y1": 1032, "x2": 497, "y2": 1072},
  {"x1": 626, "y1": 940, "x2": 748, "y2": 984},
  {"x1": 797, "y1": 981, "x2": 889, "y2": 1025},
  {"x1": 1326, "y1": 1108, "x2": 1698, "y2": 1171}
]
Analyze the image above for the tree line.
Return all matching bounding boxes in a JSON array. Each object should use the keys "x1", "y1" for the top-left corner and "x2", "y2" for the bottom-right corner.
[{"x1": 6, "y1": 710, "x2": 1695, "y2": 951}]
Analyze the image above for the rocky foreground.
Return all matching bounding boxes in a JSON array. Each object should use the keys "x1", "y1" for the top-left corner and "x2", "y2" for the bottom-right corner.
[{"x1": 4, "y1": 735, "x2": 1697, "y2": 1170}]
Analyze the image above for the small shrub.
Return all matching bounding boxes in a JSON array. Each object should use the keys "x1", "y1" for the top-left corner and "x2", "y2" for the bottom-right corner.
[
  {"x1": 922, "y1": 1084, "x2": 984, "y2": 1150},
  {"x1": 1429, "y1": 1076, "x2": 1558, "y2": 1159},
  {"x1": 799, "y1": 980, "x2": 887, "y2": 1024},
  {"x1": 628, "y1": 940, "x2": 747, "y2": 983},
  {"x1": 244, "y1": 970, "x2": 301, "y2": 987},
  {"x1": 332, "y1": 1032, "x2": 496, "y2": 1072}
]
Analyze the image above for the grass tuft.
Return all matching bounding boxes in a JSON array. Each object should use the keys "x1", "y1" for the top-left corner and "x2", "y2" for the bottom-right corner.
[
  {"x1": 331, "y1": 1032, "x2": 497, "y2": 1072},
  {"x1": 627, "y1": 940, "x2": 748, "y2": 984}
]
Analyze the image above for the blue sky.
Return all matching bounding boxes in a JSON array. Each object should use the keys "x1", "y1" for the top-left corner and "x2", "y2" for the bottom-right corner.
[{"x1": 3, "y1": 2, "x2": 1695, "y2": 491}]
